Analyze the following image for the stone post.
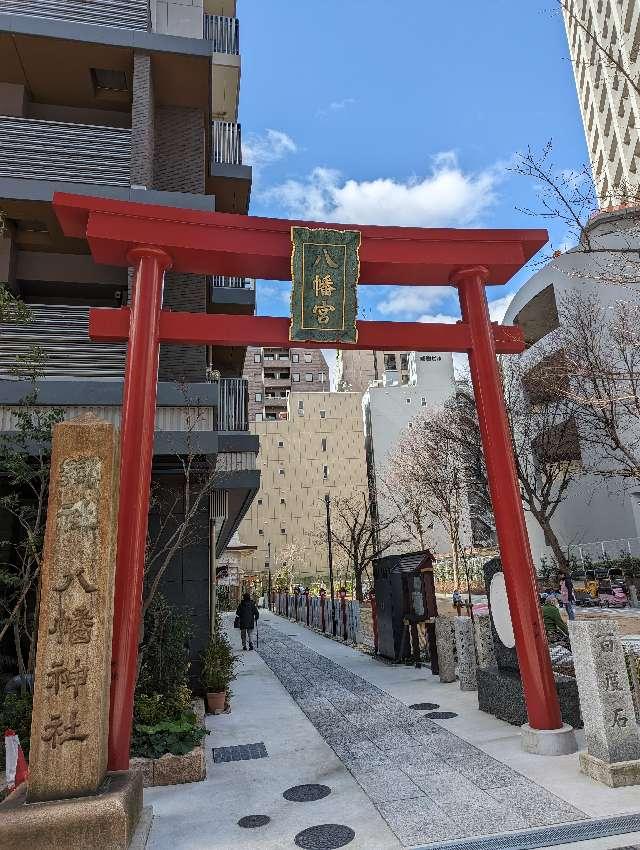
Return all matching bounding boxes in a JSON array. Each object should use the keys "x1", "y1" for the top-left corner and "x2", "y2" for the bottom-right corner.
[
  {"x1": 629, "y1": 586, "x2": 639, "y2": 609},
  {"x1": 28, "y1": 416, "x2": 120, "y2": 803},
  {"x1": 454, "y1": 616, "x2": 477, "y2": 691},
  {"x1": 474, "y1": 613, "x2": 496, "y2": 670},
  {"x1": 435, "y1": 617, "x2": 456, "y2": 683},
  {"x1": 569, "y1": 620, "x2": 640, "y2": 786}
]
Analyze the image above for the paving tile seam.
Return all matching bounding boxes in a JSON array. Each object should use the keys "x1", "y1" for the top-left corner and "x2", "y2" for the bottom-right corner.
[{"x1": 257, "y1": 622, "x2": 586, "y2": 844}]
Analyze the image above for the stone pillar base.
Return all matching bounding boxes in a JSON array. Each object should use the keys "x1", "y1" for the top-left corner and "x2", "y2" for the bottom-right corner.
[
  {"x1": 0, "y1": 770, "x2": 145, "y2": 850},
  {"x1": 521, "y1": 723, "x2": 578, "y2": 756},
  {"x1": 579, "y1": 751, "x2": 640, "y2": 787}
]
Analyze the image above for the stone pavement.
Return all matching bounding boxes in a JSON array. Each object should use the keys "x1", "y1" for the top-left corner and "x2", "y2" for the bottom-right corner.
[{"x1": 257, "y1": 622, "x2": 584, "y2": 847}]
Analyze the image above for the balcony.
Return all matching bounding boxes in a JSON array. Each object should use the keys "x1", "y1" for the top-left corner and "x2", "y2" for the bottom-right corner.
[
  {"x1": 216, "y1": 377, "x2": 248, "y2": 431},
  {"x1": 0, "y1": 117, "x2": 131, "y2": 187},
  {"x1": 208, "y1": 120, "x2": 251, "y2": 214},
  {"x1": 207, "y1": 275, "x2": 255, "y2": 315},
  {"x1": 0, "y1": 0, "x2": 149, "y2": 30},
  {"x1": 203, "y1": 14, "x2": 239, "y2": 53},
  {"x1": 0, "y1": 304, "x2": 127, "y2": 379}
]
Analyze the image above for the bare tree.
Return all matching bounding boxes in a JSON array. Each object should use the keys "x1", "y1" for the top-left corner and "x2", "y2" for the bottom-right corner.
[
  {"x1": 388, "y1": 408, "x2": 473, "y2": 596},
  {"x1": 327, "y1": 494, "x2": 408, "y2": 602},
  {"x1": 501, "y1": 352, "x2": 583, "y2": 573}
]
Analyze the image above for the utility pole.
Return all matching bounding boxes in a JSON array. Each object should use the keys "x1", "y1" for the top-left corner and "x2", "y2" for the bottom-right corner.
[
  {"x1": 324, "y1": 493, "x2": 337, "y2": 637},
  {"x1": 209, "y1": 515, "x2": 217, "y2": 636},
  {"x1": 266, "y1": 540, "x2": 272, "y2": 611}
]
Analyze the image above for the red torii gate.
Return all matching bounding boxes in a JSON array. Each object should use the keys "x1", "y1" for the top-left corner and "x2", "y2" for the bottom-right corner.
[{"x1": 53, "y1": 192, "x2": 564, "y2": 770}]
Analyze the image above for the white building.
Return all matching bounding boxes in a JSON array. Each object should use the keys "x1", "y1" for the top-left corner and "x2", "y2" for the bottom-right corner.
[
  {"x1": 363, "y1": 351, "x2": 467, "y2": 555},
  {"x1": 503, "y1": 208, "x2": 640, "y2": 565},
  {"x1": 562, "y1": 0, "x2": 640, "y2": 205}
]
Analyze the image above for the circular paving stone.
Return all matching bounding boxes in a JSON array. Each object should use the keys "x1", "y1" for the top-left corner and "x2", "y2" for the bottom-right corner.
[
  {"x1": 238, "y1": 815, "x2": 271, "y2": 828},
  {"x1": 425, "y1": 711, "x2": 458, "y2": 719},
  {"x1": 409, "y1": 702, "x2": 440, "y2": 710},
  {"x1": 283, "y1": 784, "x2": 331, "y2": 802},
  {"x1": 294, "y1": 824, "x2": 355, "y2": 849}
]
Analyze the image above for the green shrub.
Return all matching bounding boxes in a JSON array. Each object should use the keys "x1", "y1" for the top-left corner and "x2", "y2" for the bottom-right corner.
[
  {"x1": 137, "y1": 594, "x2": 192, "y2": 699},
  {"x1": 131, "y1": 717, "x2": 207, "y2": 759},
  {"x1": 200, "y1": 626, "x2": 238, "y2": 694}
]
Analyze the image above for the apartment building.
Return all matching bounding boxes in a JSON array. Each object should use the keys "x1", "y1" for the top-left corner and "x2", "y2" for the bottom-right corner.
[
  {"x1": 0, "y1": 0, "x2": 258, "y2": 671},
  {"x1": 243, "y1": 345, "x2": 329, "y2": 421},
  {"x1": 336, "y1": 349, "x2": 413, "y2": 392},
  {"x1": 363, "y1": 351, "x2": 468, "y2": 556},
  {"x1": 238, "y1": 392, "x2": 369, "y2": 580},
  {"x1": 503, "y1": 207, "x2": 640, "y2": 565},
  {"x1": 562, "y1": 0, "x2": 640, "y2": 205}
]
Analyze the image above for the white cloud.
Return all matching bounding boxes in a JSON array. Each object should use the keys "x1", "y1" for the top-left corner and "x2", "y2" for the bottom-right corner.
[
  {"x1": 242, "y1": 129, "x2": 297, "y2": 173},
  {"x1": 263, "y1": 151, "x2": 502, "y2": 227},
  {"x1": 417, "y1": 312, "x2": 459, "y2": 324},
  {"x1": 378, "y1": 286, "x2": 451, "y2": 317},
  {"x1": 317, "y1": 97, "x2": 356, "y2": 117},
  {"x1": 487, "y1": 293, "x2": 514, "y2": 323}
]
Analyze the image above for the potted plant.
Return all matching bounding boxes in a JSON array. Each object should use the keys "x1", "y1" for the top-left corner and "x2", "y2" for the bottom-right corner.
[{"x1": 200, "y1": 629, "x2": 237, "y2": 713}]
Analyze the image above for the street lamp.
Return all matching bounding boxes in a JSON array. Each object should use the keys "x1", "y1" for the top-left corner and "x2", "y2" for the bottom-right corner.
[
  {"x1": 324, "y1": 493, "x2": 337, "y2": 637},
  {"x1": 266, "y1": 540, "x2": 272, "y2": 611}
]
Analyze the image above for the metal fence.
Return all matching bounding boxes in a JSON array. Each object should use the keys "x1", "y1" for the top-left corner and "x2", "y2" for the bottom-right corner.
[
  {"x1": 212, "y1": 121, "x2": 243, "y2": 165},
  {"x1": 569, "y1": 537, "x2": 640, "y2": 564},
  {"x1": 216, "y1": 378, "x2": 248, "y2": 432},
  {"x1": 203, "y1": 14, "x2": 239, "y2": 53},
  {"x1": 0, "y1": 117, "x2": 131, "y2": 186},
  {"x1": 0, "y1": 0, "x2": 149, "y2": 29},
  {"x1": 209, "y1": 276, "x2": 253, "y2": 289},
  {"x1": 272, "y1": 592, "x2": 361, "y2": 645}
]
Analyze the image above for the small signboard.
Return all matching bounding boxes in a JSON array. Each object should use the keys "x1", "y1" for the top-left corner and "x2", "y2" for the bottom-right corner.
[{"x1": 290, "y1": 226, "x2": 360, "y2": 344}]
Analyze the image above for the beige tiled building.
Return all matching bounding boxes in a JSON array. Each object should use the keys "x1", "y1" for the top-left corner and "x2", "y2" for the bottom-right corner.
[{"x1": 237, "y1": 391, "x2": 369, "y2": 580}]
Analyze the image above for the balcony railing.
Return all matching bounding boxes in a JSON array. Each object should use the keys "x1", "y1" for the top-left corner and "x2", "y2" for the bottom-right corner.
[
  {"x1": 212, "y1": 121, "x2": 242, "y2": 165},
  {"x1": 0, "y1": 304, "x2": 127, "y2": 379},
  {"x1": 0, "y1": 117, "x2": 131, "y2": 186},
  {"x1": 209, "y1": 276, "x2": 253, "y2": 289},
  {"x1": 216, "y1": 378, "x2": 248, "y2": 431},
  {"x1": 0, "y1": 0, "x2": 149, "y2": 30},
  {"x1": 203, "y1": 14, "x2": 239, "y2": 54}
]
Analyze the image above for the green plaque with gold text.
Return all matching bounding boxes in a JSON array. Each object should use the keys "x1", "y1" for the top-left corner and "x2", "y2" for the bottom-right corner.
[{"x1": 289, "y1": 226, "x2": 360, "y2": 344}]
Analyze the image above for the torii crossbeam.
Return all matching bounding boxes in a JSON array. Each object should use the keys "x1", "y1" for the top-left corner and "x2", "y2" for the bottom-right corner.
[{"x1": 53, "y1": 192, "x2": 564, "y2": 770}]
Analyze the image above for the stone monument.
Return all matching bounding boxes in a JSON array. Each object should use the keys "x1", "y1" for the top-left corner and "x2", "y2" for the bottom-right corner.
[
  {"x1": 476, "y1": 558, "x2": 580, "y2": 750},
  {"x1": 0, "y1": 416, "x2": 147, "y2": 849},
  {"x1": 454, "y1": 616, "x2": 477, "y2": 691},
  {"x1": 474, "y1": 614, "x2": 496, "y2": 670},
  {"x1": 629, "y1": 585, "x2": 639, "y2": 609},
  {"x1": 434, "y1": 616, "x2": 456, "y2": 683},
  {"x1": 570, "y1": 620, "x2": 640, "y2": 786}
]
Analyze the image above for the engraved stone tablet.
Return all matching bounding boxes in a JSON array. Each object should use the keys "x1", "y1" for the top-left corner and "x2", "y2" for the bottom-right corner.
[
  {"x1": 454, "y1": 616, "x2": 477, "y2": 691},
  {"x1": 28, "y1": 416, "x2": 119, "y2": 802},
  {"x1": 435, "y1": 616, "x2": 456, "y2": 683}
]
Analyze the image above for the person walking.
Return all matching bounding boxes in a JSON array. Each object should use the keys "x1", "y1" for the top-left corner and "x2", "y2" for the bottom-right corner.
[
  {"x1": 452, "y1": 587, "x2": 463, "y2": 616},
  {"x1": 236, "y1": 592, "x2": 259, "y2": 650},
  {"x1": 561, "y1": 574, "x2": 577, "y2": 621}
]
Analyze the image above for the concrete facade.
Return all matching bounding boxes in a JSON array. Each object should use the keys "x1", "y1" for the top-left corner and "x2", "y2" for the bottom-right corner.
[
  {"x1": 363, "y1": 352, "x2": 464, "y2": 556},
  {"x1": 237, "y1": 392, "x2": 369, "y2": 580},
  {"x1": 562, "y1": 0, "x2": 640, "y2": 205},
  {"x1": 336, "y1": 349, "x2": 414, "y2": 392},
  {"x1": 243, "y1": 346, "x2": 330, "y2": 422},
  {"x1": 503, "y1": 210, "x2": 640, "y2": 568}
]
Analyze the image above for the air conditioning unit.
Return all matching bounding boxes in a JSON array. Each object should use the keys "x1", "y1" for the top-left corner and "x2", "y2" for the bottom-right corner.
[{"x1": 277, "y1": 412, "x2": 288, "y2": 420}]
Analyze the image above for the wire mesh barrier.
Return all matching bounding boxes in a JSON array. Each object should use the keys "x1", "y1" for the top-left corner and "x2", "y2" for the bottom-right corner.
[{"x1": 271, "y1": 592, "x2": 361, "y2": 645}]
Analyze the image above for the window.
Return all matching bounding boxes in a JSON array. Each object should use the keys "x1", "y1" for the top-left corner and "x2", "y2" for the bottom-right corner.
[
  {"x1": 264, "y1": 353, "x2": 274, "y2": 361},
  {"x1": 255, "y1": 413, "x2": 263, "y2": 421},
  {"x1": 292, "y1": 373, "x2": 300, "y2": 382},
  {"x1": 305, "y1": 373, "x2": 313, "y2": 382},
  {"x1": 384, "y1": 353, "x2": 397, "y2": 370},
  {"x1": 257, "y1": 498, "x2": 262, "y2": 505},
  {"x1": 254, "y1": 353, "x2": 261, "y2": 363},
  {"x1": 400, "y1": 353, "x2": 409, "y2": 370},
  {"x1": 401, "y1": 374, "x2": 409, "y2": 385},
  {"x1": 406, "y1": 398, "x2": 411, "y2": 404},
  {"x1": 91, "y1": 68, "x2": 127, "y2": 94},
  {"x1": 292, "y1": 353, "x2": 299, "y2": 363},
  {"x1": 304, "y1": 353, "x2": 312, "y2": 363},
  {"x1": 320, "y1": 410, "x2": 326, "y2": 419},
  {"x1": 298, "y1": 400, "x2": 304, "y2": 415},
  {"x1": 255, "y1": 392, "x2": 262, "y2": 402},
  {"x1": 280, "y1": 497, "x2": 286, "y2": 505},
  {"x1": 323, "y1": 465, "x2": 328, "y2": 479},
  {"x1": 280, "y1": 528, "x2": 286, "y2": 534},
  {"x1": 318, "y1": 372, "x2": 326, "y2": 384},
  {"x1": 258, "y1": 529, "x2": 264, "y2": 535},
  {"x1": 278, "y1": 468, "x2": 285, "y2": 476},
  {"x1": 321, "y1": 438, "x2": 327, "y2": 452},
  {"x1": 421, "y1": 397, "x2": 427, "y2": 406},
  {"x1": 278, "y1": 440, "x2": 284, "y2": 448}
]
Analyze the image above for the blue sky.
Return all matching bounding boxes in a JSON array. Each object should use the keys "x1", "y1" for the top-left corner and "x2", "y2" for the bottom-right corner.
[{"x1": 239, "y1": 0, "x2": 589, "y2": 330}]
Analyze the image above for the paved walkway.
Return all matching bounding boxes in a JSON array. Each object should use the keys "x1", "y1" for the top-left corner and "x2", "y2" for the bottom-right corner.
[{"x1": 144, "y1": 611, "x2": 640, "y2": 850}]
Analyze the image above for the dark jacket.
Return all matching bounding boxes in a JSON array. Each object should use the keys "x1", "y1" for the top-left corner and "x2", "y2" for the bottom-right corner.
[{"x1": 236, "y1": 599, "x2": 259, "y2": 630}]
